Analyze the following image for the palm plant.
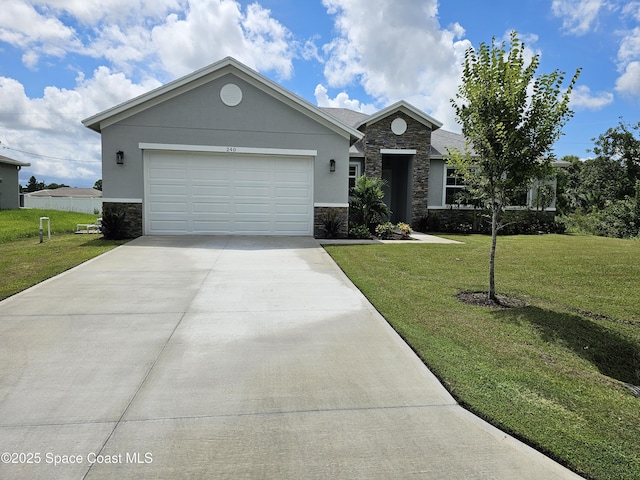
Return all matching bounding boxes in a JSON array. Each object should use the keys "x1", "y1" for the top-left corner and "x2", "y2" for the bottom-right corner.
[{"x1": 349, "y1": 175, "x2": 391, "y2": 231}]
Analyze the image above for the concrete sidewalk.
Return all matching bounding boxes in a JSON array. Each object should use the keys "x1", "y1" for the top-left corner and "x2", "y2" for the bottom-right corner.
[{"x1": 0, "y1": 236, "x2": 583, "y2": 479}]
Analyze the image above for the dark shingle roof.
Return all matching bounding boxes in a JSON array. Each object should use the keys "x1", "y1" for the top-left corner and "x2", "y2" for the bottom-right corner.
[
  {"x1": 319, "y1": 108, "x2": 369, "y2": 128},
  {"x1": 431, "y1": 129, "x2": 468, "y2": 157}
]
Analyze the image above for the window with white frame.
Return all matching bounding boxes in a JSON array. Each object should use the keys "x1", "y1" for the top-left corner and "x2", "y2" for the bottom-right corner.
[
  {"x1": 445, "y1": 167, "x2": 468, "y2": 205},
  {"x1": 508, "y1": 187, "x2": 529, "y2": 207},
  {"x1": 349, "y1": 161, "x2": 361, "y2": 193}
]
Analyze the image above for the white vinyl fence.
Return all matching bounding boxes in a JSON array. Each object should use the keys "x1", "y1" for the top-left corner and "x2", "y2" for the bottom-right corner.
[{"x1": 23, "y1": 195, "x2": 103, "y2": 214}]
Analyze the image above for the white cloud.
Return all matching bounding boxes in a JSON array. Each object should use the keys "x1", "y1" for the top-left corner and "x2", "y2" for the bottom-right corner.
[
  {"x1": 0, "y1": 67, "x2": 162, "y2": 183},
  {"x1": 570, "y1": 85, "x2": 614, "y2": 109},
  {"x1": 615, "y1": 8, "x2": 640, "y2": 98},
  {"x1": 314, "y1": 84, "x2": 377, "y2": 113},
  {"x1": 615, "y1": 61, "x2": 640, "y2": 96},
  {"x1": 622, "y1": 2, "x2": 640, "y2": 21},
  {"x1": 618, "y1": 27, "x2": 640, "y2": 65},
  {"x1": 0, "y1": 0, "x2": 301, "y2": 185},
  {"x1": 1, "y1": 1, "x2": 294, "y2": 80},
  {"x1": 551, "y1": 0, "x2": 607, "y2": 35},
  {"x1": 151, "y1": 0, "x2": 294, "y2": 79},
  {"x1": 0, "y1": 0, "x2": 83, "y2": 66},
  {"x1": 35, "y1": 0, "x2": 184, "y2": 25},
  {"x1": 301, "y1": 37, "x2": 323, "y2": 62},
  {"x1": 320, "y1": 0, "x2": 471, "y2": 130}
]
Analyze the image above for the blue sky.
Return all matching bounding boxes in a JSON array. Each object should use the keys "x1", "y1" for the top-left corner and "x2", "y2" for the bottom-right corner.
[{"x1": 0, "y1": 0, "x2": 638, "y2": 187}]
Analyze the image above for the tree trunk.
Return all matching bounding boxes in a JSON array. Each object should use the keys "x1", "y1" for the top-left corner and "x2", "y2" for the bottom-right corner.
[{"x1": 489, "y1": 205, "x2": 499, "y2": 302}]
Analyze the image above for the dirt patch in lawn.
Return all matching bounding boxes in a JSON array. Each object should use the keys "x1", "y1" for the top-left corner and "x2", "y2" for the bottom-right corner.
[{"x1": 456, "y1": 290, "x2": 528, "y2": 309}]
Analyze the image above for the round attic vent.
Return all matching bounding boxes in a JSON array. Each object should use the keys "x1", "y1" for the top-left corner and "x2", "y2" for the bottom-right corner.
[
  {"x1": 220, "y1": 83, "x2": 243, "y2": 107},
  {"x1": 391, "y1": 117, "x2": 407, "y2": 135}
]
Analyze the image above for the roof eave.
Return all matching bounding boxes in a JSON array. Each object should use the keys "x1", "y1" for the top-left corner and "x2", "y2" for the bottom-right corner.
[{"x1": 0, "y1": 156, "x2": 31, "y2": 167}]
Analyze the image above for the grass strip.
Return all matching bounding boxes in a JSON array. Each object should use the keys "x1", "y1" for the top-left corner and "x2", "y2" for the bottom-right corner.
[
  {"x1": 0, "y1": 234, "x2": 128, "y2": 301},
  {"x1": 1, "y1": 209, "x2": 128, "y2": 301}
]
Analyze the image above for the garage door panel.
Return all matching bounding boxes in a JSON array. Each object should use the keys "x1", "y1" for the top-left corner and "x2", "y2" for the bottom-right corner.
[
  {"x1": 235, "y1": 170, "x2": 270, "y2": 181},
  {"x1": 276, "y1": 186, "x2": 310, "y2": 198},
  {"x1": 274, "y1": 222, "x2": 311, "y2": 234},
  {"x1": 148, "y1": 202, "x2": 188, "y2": 213},
  {"x1": 235, "y1": 187, "x2": 271, "y2": 198},
  {"x1": 149, "y1": 220, "x2": 189, "y2": 232},
  {"x1": 235, "y1": 203, "x2": 270, "y2": 214},
  {"x1": 189, "y1": 165, "x2": 232, "y2": 174},
  {"x1": 149, "y1": 184, "x2": 187, "y2": 195},
  {"x1": 233, "y1": 221, "x2": 272, "y2": 235},
  {"x1": 149, "y1": 167, "x2": 187, "y2": 180},
  {"x1": 192, "y1": 202, "x2": 230, "y2": 214},
  {"x1": 275, "y1": 204, "x2": 310, "y2": 214},
  {"x1": 276, "y1": 171, "x2": 311, "y2": 182},
  {"x1": 146, "y1": 152, "x2": 312, "y2": 235},
  {"x1": 192, "y1": 221, "x2": 231, "y2": 233},
  {"x1": 191, "y1": 185, "x2": 230, "y2": 196}
]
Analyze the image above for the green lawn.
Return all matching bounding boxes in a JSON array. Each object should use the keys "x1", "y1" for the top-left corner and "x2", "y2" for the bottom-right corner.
[
  {"x1": 325, "y1": 234, "x2": 639, "y2": 480},
  {"x1": 0, "y1": 209, "x2": 128, "y2": 300}
]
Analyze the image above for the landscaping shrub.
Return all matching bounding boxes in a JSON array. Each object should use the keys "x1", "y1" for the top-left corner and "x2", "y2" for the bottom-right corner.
[
  {"x1": 563, "y1": 199, "x2": 640, "y2": 238},
  {"x1": 348, "y1": 224, "x2": 371, "y2": 239},
  {"x1": 100, "y1": 205, "x2": 128, "y2": 240},
  {"x1": 422, "y1": 209, "x2": 564, "y2": 235},
  {"x1": 319, "y1": 212, "x2": 345, "y2": 238},
  {"x1": 374, "y1": 222, "x2": 395, "y2": 239},
  {"x1": 397, "y1": 222, "x2": 413, "y2": 237},
  {"x1": 374, "y1": 222, "x2": 414, "y2": 239}
]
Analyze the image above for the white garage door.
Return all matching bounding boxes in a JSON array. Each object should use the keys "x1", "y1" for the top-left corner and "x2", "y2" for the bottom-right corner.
[{"x1": 144, "y1": 151, "x2": 313, "y2": 235}]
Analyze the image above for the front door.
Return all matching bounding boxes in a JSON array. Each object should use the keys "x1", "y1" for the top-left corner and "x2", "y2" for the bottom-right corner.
[{"x1": 381, "y1": 154, "x2": 412, "y2": 223}]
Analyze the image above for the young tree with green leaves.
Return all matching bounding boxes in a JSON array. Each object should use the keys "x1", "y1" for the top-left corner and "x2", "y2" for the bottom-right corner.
[{"x1": 450, "y1": 31, "x2": 580, "y2": 302}]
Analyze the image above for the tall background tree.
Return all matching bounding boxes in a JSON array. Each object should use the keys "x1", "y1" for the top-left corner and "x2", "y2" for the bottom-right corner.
[
  {"x1": 450, "y1": 31, "x2": 580, "y2": 302},
  {"x1": 591, "y1": 120, "x2": 640, "y2": 197},
  {"x1": 558, "y1": 121, "x2": 640, "y2": 238},
  {"x1": 25, "y1": 175, "x2": 45, "y2": 192}
]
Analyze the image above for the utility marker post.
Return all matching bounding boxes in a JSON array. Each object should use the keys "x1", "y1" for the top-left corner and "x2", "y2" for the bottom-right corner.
[{"x1": 39, "y1": 217, "x2": 50, "y2": 243}]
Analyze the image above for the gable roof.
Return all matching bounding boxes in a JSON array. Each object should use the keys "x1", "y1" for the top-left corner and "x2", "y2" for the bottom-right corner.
[
  {"x1": 0, "y1": 154, "x2": 30, "y2": 167},
  {"x1": 321, "y1": 106, "x2": 465, "y2": 158},
  {"x1": 356, "y1": 100, "x2": 443, "y2": 131},
  {"x1": 82, "y1": 57, "x2": 363, "y2": 143}
]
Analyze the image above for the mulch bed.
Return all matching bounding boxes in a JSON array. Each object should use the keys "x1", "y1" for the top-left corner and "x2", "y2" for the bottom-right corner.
[{"x1": 456, "y1": 290, "x2": 528, "y2": 309}]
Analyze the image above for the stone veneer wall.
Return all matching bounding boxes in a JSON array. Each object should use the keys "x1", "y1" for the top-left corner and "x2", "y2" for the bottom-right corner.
[
  {"x1": 314, "y1": 206, "x2": 349, "y2": 238},
  {"x1": 361, "y1": 111, "x2": 432, "y2": 226},
  {"x1": 102, "y1": 202, "x2": 143, "y2": 238}
]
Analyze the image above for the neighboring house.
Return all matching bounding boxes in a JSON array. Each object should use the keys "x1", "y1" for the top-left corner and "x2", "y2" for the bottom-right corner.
[
  {"x1": 0, "y1": 154, "x2": 30, "y2": 210},
  {"x1": 23, "y1": 187, "x2": 103, "y2": 214},
  {"x1": 82, "y1": 56, "x2": 557, "y2": 238}
]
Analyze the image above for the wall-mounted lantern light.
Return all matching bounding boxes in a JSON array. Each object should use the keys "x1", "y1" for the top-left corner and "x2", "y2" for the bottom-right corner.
[
  {"x1": 116, "y1": 150, "x2": 124, "y2": 165},
  {"x1": 329, "y1": 159, "x2": 336, "y2": 172}
]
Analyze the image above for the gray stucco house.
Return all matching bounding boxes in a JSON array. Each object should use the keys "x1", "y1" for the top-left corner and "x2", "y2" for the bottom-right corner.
[
  {"x1": 82, "y1": 57, "x2": 551, "y2": 238},
  {"x1": 0, "y1": 154, "x2": 30, "y2": 210}
]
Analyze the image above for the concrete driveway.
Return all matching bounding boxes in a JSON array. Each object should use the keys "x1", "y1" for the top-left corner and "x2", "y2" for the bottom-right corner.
[{"x1": 0, "y1": 236, "x2": 583, "y2": 479}]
